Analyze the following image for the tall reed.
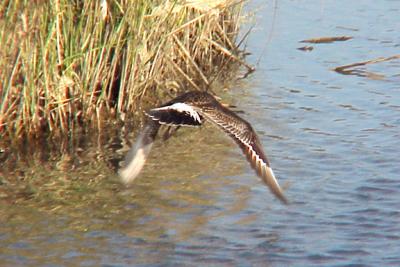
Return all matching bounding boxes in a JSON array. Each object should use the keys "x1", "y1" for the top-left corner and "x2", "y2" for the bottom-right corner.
[{"x1": 0, "y1": 0, "x2": 248, "y2": 141}]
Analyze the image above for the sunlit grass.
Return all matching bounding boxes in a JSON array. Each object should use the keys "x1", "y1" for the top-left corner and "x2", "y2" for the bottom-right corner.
[{"x1": 0, "y1": 0, "x2": 247, "y2": 141}]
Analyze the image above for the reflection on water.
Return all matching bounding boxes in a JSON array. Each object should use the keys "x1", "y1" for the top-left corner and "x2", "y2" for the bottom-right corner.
[
  {"x1": 1, "y1": 0, "x2": 400, "y2": 266},
  {"x1": 0, "y1": 123, "x2": 261, "y2": 265}
]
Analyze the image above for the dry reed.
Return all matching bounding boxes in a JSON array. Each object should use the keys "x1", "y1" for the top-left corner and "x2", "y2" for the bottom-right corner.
[{"x1": 0, "y1": 0, "x2": 248, "y2": 141}]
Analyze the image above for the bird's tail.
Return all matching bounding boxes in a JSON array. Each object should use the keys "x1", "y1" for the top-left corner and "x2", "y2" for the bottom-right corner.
[{"x1": 119, "y1": 120, "x2": 160, "y2": 184}]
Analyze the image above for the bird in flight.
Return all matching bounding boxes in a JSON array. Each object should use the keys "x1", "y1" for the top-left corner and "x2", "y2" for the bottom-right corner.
[{"x1": 119, "y1": 91, "x2": 288, "y2": 204}]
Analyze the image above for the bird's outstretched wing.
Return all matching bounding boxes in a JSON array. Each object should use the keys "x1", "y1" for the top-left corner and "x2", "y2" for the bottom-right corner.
[
  {"x1": 119, "y1": 91, "x2": 288, "y2": 204},
  {"x1": 199, "y1": 104, "x2": 288, "y2": 204},
  {"x1": 119, "y1": 120, "x2": 160, "y2": 184}
]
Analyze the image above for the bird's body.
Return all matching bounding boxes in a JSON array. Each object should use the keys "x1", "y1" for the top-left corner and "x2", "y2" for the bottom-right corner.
[{"x1": 119, "y1": 91, "x2": 288, "y2": 204}]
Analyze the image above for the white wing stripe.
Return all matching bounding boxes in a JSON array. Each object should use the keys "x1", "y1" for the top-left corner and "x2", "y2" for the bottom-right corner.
[{"x1": 152, "y1": 103, "x2": 202, "y2": 123}]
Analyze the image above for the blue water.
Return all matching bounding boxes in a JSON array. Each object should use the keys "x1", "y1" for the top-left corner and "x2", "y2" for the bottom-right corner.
[
  {"x1": 234, "y1": 0, "x2": 400, "y2": 265},
  {"x1": 1, "y1": 0, "x2": 400, "y2": 266}
]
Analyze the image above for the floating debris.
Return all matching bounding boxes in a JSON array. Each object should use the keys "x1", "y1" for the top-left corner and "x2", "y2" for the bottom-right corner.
[
  {"x1": 300, "y1": 36, "x2": 353, "y2": 44},
  {"x1": 333, "y1": 54, "x2": 400, "y2": 79},
  {"x1": 297, "y1": 46, "x2": 314, "y2": 52}
]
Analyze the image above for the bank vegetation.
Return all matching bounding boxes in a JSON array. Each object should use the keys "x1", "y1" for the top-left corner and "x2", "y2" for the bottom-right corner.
[{"x1": 0, "y1": 0, "x2": 249, "y2": 142}]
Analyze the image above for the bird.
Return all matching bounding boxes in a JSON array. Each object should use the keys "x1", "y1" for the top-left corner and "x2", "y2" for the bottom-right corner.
[{"x1": 119, "y1": 91, "x2": 288, "y2": 204}]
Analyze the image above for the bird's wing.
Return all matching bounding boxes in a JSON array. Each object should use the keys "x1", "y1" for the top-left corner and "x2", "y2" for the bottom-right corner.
[
  {"x1": 146, "y1": 103, "x2": 202, "y2": 126},
  {"x1": 199, "y1": 105, "x2": 288, "y2": 204},
  {"x1": 119, "y1": 119, "x2": 160, "y2": 184},
  {"x1": 120, "y1": 102, "x2": 202, "y2": 184}
]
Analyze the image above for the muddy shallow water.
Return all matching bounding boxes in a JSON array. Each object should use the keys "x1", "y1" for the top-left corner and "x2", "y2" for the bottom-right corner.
[{"x1": 1, "y1": 0, "x2": 400, "y2": 266}]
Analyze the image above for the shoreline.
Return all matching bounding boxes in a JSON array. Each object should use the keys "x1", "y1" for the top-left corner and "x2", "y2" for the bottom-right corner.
[{"x1": 0, "y1": 0, "x2": 250, "y2": 143}]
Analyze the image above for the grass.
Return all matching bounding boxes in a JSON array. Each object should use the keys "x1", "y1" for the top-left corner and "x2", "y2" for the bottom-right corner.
[{"x1": 0, "y1": 0, "x2": 249, "y2": 141}]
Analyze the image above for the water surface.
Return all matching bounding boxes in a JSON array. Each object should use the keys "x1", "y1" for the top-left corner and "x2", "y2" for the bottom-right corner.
[{"x1": 1, "y1": 0, "x2": 400, "y2": 266}]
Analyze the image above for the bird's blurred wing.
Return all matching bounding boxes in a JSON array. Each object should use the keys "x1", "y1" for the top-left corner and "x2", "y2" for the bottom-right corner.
[{"x1": 119, "y1": 120, "x2": 160, "y2": 184}]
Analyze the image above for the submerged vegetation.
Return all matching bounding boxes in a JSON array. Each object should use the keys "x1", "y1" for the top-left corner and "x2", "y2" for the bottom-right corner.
[{"x1": 0, "y1": 0, "x2": 249, "y2": 141}]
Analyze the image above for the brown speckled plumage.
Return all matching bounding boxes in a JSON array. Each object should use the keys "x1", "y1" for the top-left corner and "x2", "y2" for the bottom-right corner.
[{"x1": 119, "y1": 91, "x2": 288, "y2": 204}]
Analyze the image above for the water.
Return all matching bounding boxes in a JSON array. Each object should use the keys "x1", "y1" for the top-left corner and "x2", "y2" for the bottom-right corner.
[{"x1": 1, "y1": 1, "x2": 400, "y2": 266}]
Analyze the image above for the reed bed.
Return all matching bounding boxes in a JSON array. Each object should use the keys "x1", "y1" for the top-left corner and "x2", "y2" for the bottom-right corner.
[{"x1": 0, "y1": 0, "x2": 248, "y2": 141}]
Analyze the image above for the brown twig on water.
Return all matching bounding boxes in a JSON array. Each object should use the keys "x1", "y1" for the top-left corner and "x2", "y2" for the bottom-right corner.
[
  {"x1": 297, "y1": 46, "x2": 314, "y2": 51},
  {"x1": 300, "y1": 36, "x2": 353, "y2": 44},
  {"x1": 333, "y1": 54, "x2": 400, "y2": 74}
]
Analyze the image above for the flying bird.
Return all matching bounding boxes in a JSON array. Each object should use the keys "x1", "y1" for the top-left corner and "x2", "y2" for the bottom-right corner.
[{"x1": 119, "y1": 91, "x2": 288, "y2": 204}]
